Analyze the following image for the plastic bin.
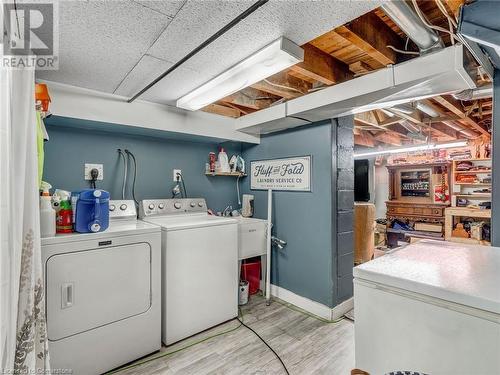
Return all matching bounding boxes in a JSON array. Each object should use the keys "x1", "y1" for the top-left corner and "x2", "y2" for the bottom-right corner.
[{"x1": 240, "y1": 259, "x2": 261, "y2": 295}]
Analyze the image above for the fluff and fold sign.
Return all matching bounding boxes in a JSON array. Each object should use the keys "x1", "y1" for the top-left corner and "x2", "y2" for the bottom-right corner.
[{"x1": 250, "y1": 156, "x2": 311, "y2": 191}]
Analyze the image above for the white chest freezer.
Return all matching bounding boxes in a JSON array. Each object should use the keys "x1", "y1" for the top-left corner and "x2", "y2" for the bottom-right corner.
[{"x1": 354, "y1": 239, "x2": 500, "y2": 375}]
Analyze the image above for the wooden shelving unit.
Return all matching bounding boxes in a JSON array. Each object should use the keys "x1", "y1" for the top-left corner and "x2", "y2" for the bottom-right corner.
[
  {"x1": 205, "y1": 172, "x2": 246, "y2": 177},
  {"x1": 451, "y1": 158, "x2": 492, "y2": 207}
]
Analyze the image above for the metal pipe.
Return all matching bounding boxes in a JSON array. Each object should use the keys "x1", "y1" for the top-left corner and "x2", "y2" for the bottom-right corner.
[
  {"x1": 128, "y1": 0, "x2": 269, "y2": 103},
  {"x1": 382, "y1": 1, "x2": 442, "y2": 53},
  {"x1": 266, "y1": 189, "x2": 272, "y2": 306},
  {"x1": 452, "y1": 84, "x2": 493, "y2": 101}
]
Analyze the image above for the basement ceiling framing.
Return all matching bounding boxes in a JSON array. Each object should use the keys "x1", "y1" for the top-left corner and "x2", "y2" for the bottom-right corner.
[{"x1": 201, "y1": 0, "x2": 492, "y2": 148}]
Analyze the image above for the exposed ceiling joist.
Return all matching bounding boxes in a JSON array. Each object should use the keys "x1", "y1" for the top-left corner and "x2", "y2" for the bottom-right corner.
[
  {"x1": 349, "y1": 61, "x2": 373, "y2": 76},
  {"x1": 373, "y1": 131, "x2": 402, "y2": 146},
  {"x1": 434, "y1": 95, "x2": 490, "y2": 136},
  {"x1": 355, "y1": 131, "x2": 377, "y2": 147},
  {"x1": 202, "y1": 103, "x2": 240, "y2": 118},
  {"x1": 288, "y1": 43, "x2": 352, "y2": 85},
  {"x1": 430, "y1": 122, "x2": 459, "y2": 140},
  {"x1": 335, "y1": 12, "x2": 405, "y2": 68}
]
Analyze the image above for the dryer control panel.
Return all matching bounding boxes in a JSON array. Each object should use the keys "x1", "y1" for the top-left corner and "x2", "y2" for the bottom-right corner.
[
  {"x1": 139, "y1": 198, "x2": 207, "y2": 218},
  {"x1": 108, "y1": 200, "x2": 137, "y2": 220}
]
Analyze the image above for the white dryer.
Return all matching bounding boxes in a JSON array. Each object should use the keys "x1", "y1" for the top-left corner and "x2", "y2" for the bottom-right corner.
[
  {"x1": 42, "y1": 200, "x2": 161, "y2": 375},
  {"x1": 139, "y1": 198, "x2": 238, "y2": 345}
]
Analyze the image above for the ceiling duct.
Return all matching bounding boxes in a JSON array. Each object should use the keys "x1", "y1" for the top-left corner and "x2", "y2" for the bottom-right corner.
[
  {"x1": 381, "y1": 1, "x2": 443, "y2": 53},
  {"x1": 452, "y1": 84, "x2": 493, "y2": 101},
  {"x1": 415, "y1": 102, "x2": 440, "y2": 117},
  {"x1": 236, "y1": 45, "x2": 476, "y2": 135},
  {"x1": 390, "y1": 103, "x2": 415, "y2": 115}
]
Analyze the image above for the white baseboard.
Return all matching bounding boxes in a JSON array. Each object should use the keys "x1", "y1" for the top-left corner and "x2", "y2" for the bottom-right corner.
[
  {"x1": 270, "y1": 284, "x2": 353, "y2": 321},
  {"x1": 331, "y1": 296, "x2": 354, "y2": 320}
]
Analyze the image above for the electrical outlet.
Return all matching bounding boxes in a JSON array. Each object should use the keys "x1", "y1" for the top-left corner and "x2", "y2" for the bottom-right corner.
[
  {"x1": 85, "y1": 163, "x2": 103, "y2": 180},
  {"x1": 173, "y1": 169, "x2": 182, "y2": 182}
]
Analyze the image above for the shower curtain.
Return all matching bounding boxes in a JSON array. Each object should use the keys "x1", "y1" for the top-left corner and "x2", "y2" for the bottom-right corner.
[{"x1": 0, "y1": 67, "x2": 50, "y2": 372}]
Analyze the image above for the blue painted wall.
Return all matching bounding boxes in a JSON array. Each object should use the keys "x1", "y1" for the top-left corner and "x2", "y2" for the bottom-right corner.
[
  {"x1": 43, "y1": 120, "x2": 242, "y2": 212},
  {"x1": 241, "y1": 122, "x2": 335, "y2": 307}
]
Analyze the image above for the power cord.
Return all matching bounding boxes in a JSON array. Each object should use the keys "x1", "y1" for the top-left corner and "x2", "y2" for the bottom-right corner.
[
  {"x1": 236, "y1": 315, "x2": 290, "y2": 375},
  {"x1": 178, "y1": 173, "x2": 188, "y2": 198},
  {"x1": 124, "y1": 150, "x2": 138, "y2": 205},
  {"x1": 90, "y1": 168, "x2": 98, "y2": 189},
  {"x1": 105, "y1": 298, "x2": 343, "y2": 374},
  {"x1": 117, "y1": 149, "x2": 127, "y2": 200}
]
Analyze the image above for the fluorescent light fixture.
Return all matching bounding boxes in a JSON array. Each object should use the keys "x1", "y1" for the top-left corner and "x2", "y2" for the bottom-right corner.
[
  {"x1": 176, "y1": 37, "x2": 304, "y2": 111},
  {"x1": 354, "y1": 141, "x2": 467, "y2": 159}
]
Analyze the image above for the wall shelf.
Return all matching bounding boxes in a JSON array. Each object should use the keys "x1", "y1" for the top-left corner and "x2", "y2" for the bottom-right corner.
[
  {"x1": 454, "y1": 170, "x2": 491, "y2": 174},
  {"x1": 455, "y1": 182, "x2": 491, "y2": 186},
  {"x1": 454, "y1": 194, "x2": 491, "y2": 199},
  {"x1": 445, "y1": 207, "x2": 491, "y2": 246},
  {"x1": 205, "y1": 172, "x2": 247, "y2": 177}
]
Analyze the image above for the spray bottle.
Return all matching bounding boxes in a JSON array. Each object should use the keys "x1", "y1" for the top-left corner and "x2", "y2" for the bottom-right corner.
[
  {"x1": 40, "y1": 181, "x2": 56, "y2": 237},
  {"x1": 55, "y1": 189, "x2": 73, "y2": 233}
]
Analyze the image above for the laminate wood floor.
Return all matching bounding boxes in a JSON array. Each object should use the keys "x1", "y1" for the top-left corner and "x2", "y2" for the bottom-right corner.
[{"x1": 115, "y1": 295, "x2": 354, "y2": 375}]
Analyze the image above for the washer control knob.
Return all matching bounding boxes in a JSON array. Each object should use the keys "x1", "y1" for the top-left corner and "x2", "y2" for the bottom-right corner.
[
  {"x1": 148, "y1": 203, "x2": 155, "y2": 210},
  {"x1": 158, "y1": 203, "x2": 165, "y2": 209},
  {"x1": 174, "y1": 202, "x2": 182, "y2": 209},
  {"x1": 198, "y1": 202, "x2": 204, "y2": 208},
  {"x1": 120, "y1": 204, "x2": 127, "y2": 211},
  {"x1": 109, "y1": 204, "x2": 116, "y2": 212},
  {"x1": 190, "y1": 202, "x2": 196, "y2": 208}
]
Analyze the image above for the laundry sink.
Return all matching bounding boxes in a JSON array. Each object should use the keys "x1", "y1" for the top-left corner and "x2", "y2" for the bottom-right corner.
[{"x1": 235, "y1": 216, "x2": 267, "y2": 260}]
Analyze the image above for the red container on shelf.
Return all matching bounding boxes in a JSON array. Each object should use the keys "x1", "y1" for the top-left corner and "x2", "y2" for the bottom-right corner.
[{"x1": 240, "y1": 260, "x2": 261, "y2": 295}]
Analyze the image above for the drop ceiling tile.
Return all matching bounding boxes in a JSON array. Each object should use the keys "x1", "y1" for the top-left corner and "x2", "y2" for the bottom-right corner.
[
  {"x1": 147, "y1": 0, "x2": 253, "y2": 65},
  {"x1": 133, "y1": 0, "x2": 186, "y2": 17},
  {"x1": 37, "y1": 0, "x2": 171, "y2": 93},
  {"x1": 114, "y1": 53, "x2": 203, "y2": 105},
  {"x1": 114, "y1": 54, "x2": 172, "y2": 97},
  {"x1": 140, "y1": 62, "x2": 207, "y2": 105}
]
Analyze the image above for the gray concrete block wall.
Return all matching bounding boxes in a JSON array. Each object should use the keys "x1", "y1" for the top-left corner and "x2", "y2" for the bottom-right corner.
[{"x1": 331, "y1": 116, "x2": 355, "y2": 305}]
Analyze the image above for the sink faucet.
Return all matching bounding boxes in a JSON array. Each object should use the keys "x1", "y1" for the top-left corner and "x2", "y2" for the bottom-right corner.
[
  {"x1": 271, "y1": 236, "x2": 287, "y2": 250},
  {"x1": 222, "y1": 205, "x2": 232, "y2": 217}
]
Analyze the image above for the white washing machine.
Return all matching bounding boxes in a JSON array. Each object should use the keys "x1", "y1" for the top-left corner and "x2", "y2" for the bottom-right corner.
[
  {"x1": 41, "y1": 200, "x2": 161, "y2": 375},
  {"x1": 139, "y1": 198, "x2": 238, "y2": 345}
]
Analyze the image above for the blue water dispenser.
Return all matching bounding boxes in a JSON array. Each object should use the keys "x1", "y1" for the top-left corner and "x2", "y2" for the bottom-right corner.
[{"x1": 75, "y1": 189, "x2": 110, "y2": 233}]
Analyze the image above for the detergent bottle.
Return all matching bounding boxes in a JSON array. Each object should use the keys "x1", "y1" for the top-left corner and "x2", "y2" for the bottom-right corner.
[
  {"x1": 218, "y1": 147, "x2": 231, "y2": 173},
  {"x1": 40, "y1": 181, "x2": 56, "y2": 238}
]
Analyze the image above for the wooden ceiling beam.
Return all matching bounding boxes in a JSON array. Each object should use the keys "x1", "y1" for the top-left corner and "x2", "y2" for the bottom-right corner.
[
  {"x1": 373, "y1": 131, "x2": 402, "y2": 146},
  {"x1": 349, "y1": 61, "x2": 372, "y2": 76},
  {"x1": 390, "y1": 109, "x2": 423, "y2": 124},
  {"x1": 202, "y1": 103, "x2": 240, "y2": 118},
  {"x1": 335, "y1": 12, "x2": 405, "y2": 68},
  {"x1": 251, "y1": 71, "x2": 310, "y2": 99},
  {"x1": 355, "y1": 131, "x2": 377, "y2": 147},
  {"x1": 430, "y1": 122, "x2": 459, "y2": 140},
  {"x1": 289, "y1": 43, "x2": 352, "y2": 85},
  {"x1": 355, "y1": 117, "x2": 411, "y2": 140},
  {"x1": 434, "y1": 95, "x2": 490, "y2": 136}
]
